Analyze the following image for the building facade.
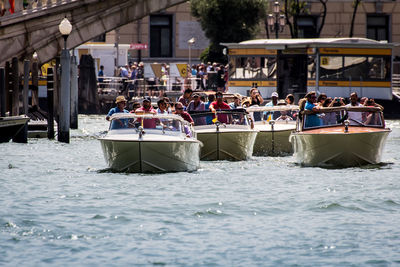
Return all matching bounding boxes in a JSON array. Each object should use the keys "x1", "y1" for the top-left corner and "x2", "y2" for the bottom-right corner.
[{"x1": 97, "y1": 1, "x2": 400, "y2": 63}]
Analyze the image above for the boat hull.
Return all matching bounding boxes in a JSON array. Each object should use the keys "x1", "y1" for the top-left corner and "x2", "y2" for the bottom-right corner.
[
  {"x1": 253, "y1": 123, "x2": 295, "y2": 156},
  {"x1": 290, "y1": 127, "x2": 391, "y2": 167},
  {"x1": 197, "y1": 130, "x2": 257, "y2": 161},
  {"x1": 99, "y1": 139, "x2": 201, "y2": 173},
  {"x1": 0, "y1": 116, "x2": 30, "y2": 143}
]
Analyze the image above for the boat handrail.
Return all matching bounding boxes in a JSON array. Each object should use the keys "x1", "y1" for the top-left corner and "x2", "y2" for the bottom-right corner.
[
  {"x1": 188, "y1": 108, "x2": 248, "y2": 117},
  {"x1": 246, "y1": 105, "x2": 299, "y2": 112},
  {"x1": 302, "y1": 106, "x2": 382, "y2": 114}
]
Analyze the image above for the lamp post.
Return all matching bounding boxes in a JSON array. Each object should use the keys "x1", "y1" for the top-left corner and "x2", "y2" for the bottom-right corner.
[
  {"x1": 58, "y1": 17, "x2": 72, "y2": 143},
  {"x1": 267, "y1": 1, "x2": 286, "y2": 39},
  {"x1": 188, "y1": 37, "x2": 196, "y2": 70}
]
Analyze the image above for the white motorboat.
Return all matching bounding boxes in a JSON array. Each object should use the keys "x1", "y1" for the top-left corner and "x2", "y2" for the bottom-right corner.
[
  {"x1": 190, "y1": 109, "x2": 258, "y2": 161},
  {"x1": 99, "y1": 113, "x2": 202, "y2": 173},
  {"x1": 289, "y1": 106, "x2": 391, "y2": 167},
  {"x1": 246, "y1": 105, "x2": 298, "y2": 156}
]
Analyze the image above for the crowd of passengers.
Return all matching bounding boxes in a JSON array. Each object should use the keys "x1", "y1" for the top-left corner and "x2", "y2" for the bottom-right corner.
[
  {"x1": 300, "y1": 91, "x2": 384, "y2": 128},
  {"x1": 106, "y1": 88, "x2": 384, "y2": 130}
]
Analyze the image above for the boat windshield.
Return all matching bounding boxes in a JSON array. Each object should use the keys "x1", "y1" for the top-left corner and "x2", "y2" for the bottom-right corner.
[
  {"x1": 246, "y1": 105, "x2": 299, "y2": 122},
  {"x1": 189, "y1": 109, "x2": 250, "y2": 126},
  {"x1": 108, "y1": 114, "x2": 189, "y2": 134},
  {"x1": 302, "y1": 107, "x2": 384, "y2": 130}
]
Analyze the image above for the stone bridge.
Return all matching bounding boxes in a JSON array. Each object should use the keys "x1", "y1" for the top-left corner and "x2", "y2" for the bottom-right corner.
[{"x1": 0, "y1": 0, "x2": 187, "y2": 67}]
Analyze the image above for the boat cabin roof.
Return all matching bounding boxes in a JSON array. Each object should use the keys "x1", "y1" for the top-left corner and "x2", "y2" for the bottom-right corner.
[{"x1": 222, "y1": 37, "x2": 396, "y2": 50}]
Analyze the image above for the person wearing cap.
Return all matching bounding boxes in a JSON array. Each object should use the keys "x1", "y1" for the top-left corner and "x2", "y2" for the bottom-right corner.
[
  {"x1": 106, "y1": 95, "x2": 130, "y2": 129},
  {"x1": 187, "y1": 93, "x2": 206, "y2": 125},
  {"x1": 210, "y1": 92, "x2": 231, "y2": 124},
  {"x1": 264, "y1": 91, "x2": 280, "y2": 120},
  {"x1": 229, "y1": 93, "x2": 242, "y2": 109}
]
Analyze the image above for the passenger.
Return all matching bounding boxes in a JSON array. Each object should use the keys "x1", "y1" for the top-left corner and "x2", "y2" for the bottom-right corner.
[
  {"x1": 131, "y1": 100, "x2": 141, "y2": 112},
  {"x1": 205, "y1": 94, "x2": 215, "y2": 124},
  {"x1": 187, "y1": 93, "x2": 206, "y2": 125},
  {"x1": 229, "y1": 93, "x2": 242, "y2": 109},
  {"x1": 210, "y1": 91, "x2": 231, "y2": 124},
  {"x1": 360, "y1": 96, "x2": 368, "y2": 105},
  {"x1": 364, "y1": 98, "x2": 381, "y2": 125},
  {"x1": 178, "y1": 88, "x2": 193, "y2": 108},
  {"x1": 264, "y1": 91, "x2": 279, "y2": 121},
  {"x1": 249, "y1": 88, "x2": 264, "y2": 121},
  {"x1": 157, "y1": 99, "x2": 169, "y2": 115},
  {"x1": 285, "y1": 94, "x2": 295, "y2": 105},
  {"x1": 321, "y1": 97, "x2": 337, "y2": 125},
  {"x1": 346, "y1": 92, "x2": 363, "y2": 125},
  {"x1": 133, "y1": 97, "x2": 157, "y2": 128},
  {"x1": 106, "y1": 95, "x2": 129, "y2": 129},
  {"x1": 304, "y1": 91, "x2": 321, "y2": 128},
  {"x1": 317, "y1": 93, "x2": 327, "y2": 107},
  {"x1": 163, "y1": 97, "x2": 173, "y2": 113},
  {"x1": 174, "y1": 102, "x2": 194, "y2": 125},
  {"x1": 276, "y1": 100, "x2": 293, "y2": 121}
]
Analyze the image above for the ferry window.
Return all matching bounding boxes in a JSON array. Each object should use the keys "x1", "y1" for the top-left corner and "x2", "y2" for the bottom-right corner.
[
  {"x1": 343, "y1": 56, "x2": 369, "y2": 81},
  {"x1": 261, "y1": 56, "x2": 276, "y2": 79},
  {"x1": 230, "y1": 56, "x2": 263, "y2": 80},
  {"x1": 307, "y1": 56, "x2": 316, "y2": 79},
  {"x1": 319, "y1": 56, "x2": 343, "y2": 80},
  {"x1": 367, "y1": 56, "x2": 390, "y2": 80},
  {"x1": 367, "y1": 14, "x2": 389, "y2": 42}
]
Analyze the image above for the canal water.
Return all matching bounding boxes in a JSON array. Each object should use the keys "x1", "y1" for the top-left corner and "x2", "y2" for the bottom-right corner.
[{"x1": 1, "y1": 115, "x2": 400, "y2": 266}]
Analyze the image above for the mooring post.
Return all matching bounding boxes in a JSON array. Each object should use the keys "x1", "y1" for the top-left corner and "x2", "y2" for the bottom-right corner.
[
  {"x1": 13, "y1": 60, "x2": 28, "y2": 143},
  {"x1": 11, "y1": 57, "x2": 19, "y2": 116},
  {"x1": 70, "y1": 53, "x2": 78, "y2": 129},
  {"x1": 5, "y1": 61, "x2": 11, "y2": 114},
  {"x1": 23, "y1": 60, "x2": 30, "y2": 115},
  {"x1": 58, "y1": 48, "x2": 71, "y2": 143},
  {"x1": 31, "y1": 61, "x2": 39, "y2": 107},
  {"x1": 0, "y1": 68, "x2": 5, "y2": 117},
  {"x1": 47, "y1": 67, "x2": 55, "y2": 139}
]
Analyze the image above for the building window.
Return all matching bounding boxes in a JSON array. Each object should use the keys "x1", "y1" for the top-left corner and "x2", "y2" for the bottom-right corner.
[
  {"x1": 150, "y1": 15, "x2": 173, "y2": 57},
  {"x1": 367, "y1": 14, "x2": 389, "y2": 41},
  {"x1": 297, "y1": 15, "x2": 318, "y2": 38}
]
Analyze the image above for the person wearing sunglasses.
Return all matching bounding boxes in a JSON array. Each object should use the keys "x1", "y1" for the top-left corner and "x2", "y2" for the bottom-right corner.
[{"x1": 304, "y1": 91, "x2": 321, "y2": 128}]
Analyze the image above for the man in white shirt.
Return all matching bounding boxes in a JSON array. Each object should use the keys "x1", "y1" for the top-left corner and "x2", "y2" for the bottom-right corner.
[{"x1": 346, "y1": 92, "x2": 363, "y2": 124}]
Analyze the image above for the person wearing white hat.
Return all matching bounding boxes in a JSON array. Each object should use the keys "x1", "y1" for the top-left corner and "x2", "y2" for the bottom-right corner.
[
  {"x1": 264, "y1": 91, "x2": 280, "y2": 120},
  {"x1": 106, "y1": 95, "x2": 129, "y2": 129}
]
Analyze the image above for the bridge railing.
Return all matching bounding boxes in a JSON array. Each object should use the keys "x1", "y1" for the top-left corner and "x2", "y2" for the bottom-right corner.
[{"x1": 1, "y1": 0, "x2": 78, "y2": 19}]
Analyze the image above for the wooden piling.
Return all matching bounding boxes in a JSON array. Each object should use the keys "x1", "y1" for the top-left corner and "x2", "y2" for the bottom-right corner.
[
  {"x1": 47, "y1": 67, "x2": 55, "y2": 139},
  {"x1": 31, "y1": 61, "x2": 39, "y2": 107},
  {"x1": 58, "y1": 49, "x2": 70, "y2": 143},
  {"x1": 11, "y1": 57, "x2": 19, "y2": 116},
  {"x1": 23, "y1": 60, "x2": 29, "y2": 115},
  {"x1": 5, "y1": 61, "x2": 11, "y2": 114},
  {"x1": 70, "y1": 54, "x2": 78, "y2": 129},
  {"x1": 0, "y1": 68, "x2": 5, "y2": 117}
]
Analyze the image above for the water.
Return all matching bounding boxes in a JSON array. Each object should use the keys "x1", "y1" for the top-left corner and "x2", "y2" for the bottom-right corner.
[{"x1": 1, "y1": 115, "x2": 400, "y2": 266}]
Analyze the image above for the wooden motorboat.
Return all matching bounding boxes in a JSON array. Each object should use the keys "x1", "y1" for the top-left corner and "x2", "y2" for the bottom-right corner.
[
  {"x1": 190, "y1": 109, "x2": 258, "y2": 161},
  {"x1": 99, "y1": 113, "x2": 202, "y2": 173},
  {"x1": 289, "y1": 106, "x2": 391, "y2": 167},
  {"x1": 246, "y1": 105, "x2": 298, "y2": 156}
]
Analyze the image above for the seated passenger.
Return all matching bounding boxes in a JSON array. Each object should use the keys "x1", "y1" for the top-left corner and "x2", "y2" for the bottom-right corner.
[
  {"x1": 106, "y1": 95, "x2": 130, "y2": 129},
  {"x1": 132, "y1": 97, "x2": 157, "y2": 128},
  {"x1": 210, "y1": 91, "x2": 231, "y2": 124},
  {"x1": 304, "y1": 91, "x2": 321, "y2": 128},
  {"x1": 346, "y1": 92, "x2": 363, "y2": 125},
  {"x1": 187, "y1": 93, "x2": 206, "y2": 125}
]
